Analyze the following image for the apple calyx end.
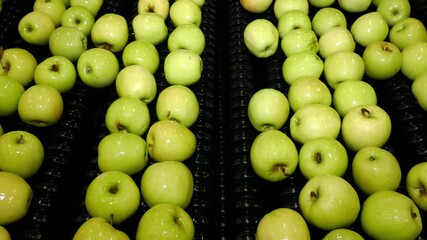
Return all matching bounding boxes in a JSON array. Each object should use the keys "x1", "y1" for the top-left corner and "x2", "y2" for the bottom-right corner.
[
  {"x1": 315, "y1": 152, "x2": 322, "y2": 164},
  {"x1": 417, "y1": 183, "x2": 426, "y2": 199},
  {"x1": 272, "y1": 164, "x2": 289, "y2": 177},
  {"x1": 310, "y1": 190, "x2": 318, "y2": 200},
  {"x1": 381, "y1": 43, "x2": 395, "y2": 53},
  {"x1": 97, "y1": 43, "x2": 114, "y2": 52},
  {"x1": 411, "y1": 211, "x2": 418, "y2": 220}
]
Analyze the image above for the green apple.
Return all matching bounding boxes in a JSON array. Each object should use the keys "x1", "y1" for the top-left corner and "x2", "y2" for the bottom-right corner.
[
  {"x1": 169, "y1": 0, "x2": 202, "y2": 27},
  {"x1": 289, "y1": 103, "x2": 341, "y2": 145},
  {"x1": 0, "y1": 47, "x2": 38, "y2": 87},
  {"x1": 98, "y1": 132, "x2": 148, "y2": 176},
  {"x1": 132, "y1": 12, "x2": 169, "y2": 46},
  {"x1": 406, "y1": 161, "x2": 427, "y2": 211},
  {"x1": 298, "y1": 137, "x2": 348, "y2": 180},
  {"x1": 277, "y1": 10, "x2": 312, "y2": 38},
  {"x1": 360, "y1": 190, "x2": 423, "y2": 240},
  {"x1": 287, "y1": 75, "x2": 332, "y2": 113},
  {"x1": 247, "y1": 88, "x2": 290, "y2": 132},
  {"x1": 322, "y1": 228, "x2": 365, "y2": 240},
  {"x1": 0, "y1": 171, "x2": 33, "y2": 225},
  {"x1": 0, "y1": 226, "x2": 11, "y2": 240},
  {"x1": 34, "y1": 55, "x2": 77, "y2": 93},
  {"x1": 250, "y1": 130, "x2": 299, "y2": 182},
  {"x1": 243, "y1": 18, "x2": 279, "y2": 58},
  {"x1": 280, "y1": 28, "x2": 319, "y2": 57},
  {"x1": 273, "y1": 0, "x2": 309, "y2": 19},
  {"x1": 401, "y1": 41, "x2": 427, "y2": 80},
  {"x1": 18, "y1": 11, "x2": 55, "y2": 46},
  {"x1": 412, "y1": 72, "x2": 427, "y2": 111},
  {"x1": 308, "y1": 0, "x2": 335, "y2": 8},
  {"x1": 77, "y1": 47, "x2": 120, "y2": 88},
  {"x1": 121, "y1": 39, "x2": 160, "y2": 74},
  {"x1": 350, "y1": 12, "x2": 389, "y2": 48},
  {"x1": 318, "y1": 27, "x2": 356, "y2": 59},
  {"x1": 70, "y1": 0, "x2": 103, "y2": 17},
  {"x1": 282, "y1": 51, "x2": 324, "y2": 85},
  {"x1": 49, "y1": 26, "x2": 88, "y2": 62},
  {"x1": 141, "y1": 161, "x2": 193, "y2": 208},
  {"x1": 135, "y1": 203, "x2": 194, "y2": 240},
  {"x1": 341, "y1": 105, "x2": 392, "y2": 152},
  {"x1": 337, "y1": 0, "x2": 372, "y2": 13},
  {"x1": 256, "y1": 208, "x2": 310, "y2": 240},
  {"x1": 0, "y1": 76, "x2": 25, "y2": 117},
  {"x1": 146, "y1": 120, "x2": 197, "y2": 162},
  {"x1": 180, "y1": 0, "x2": 204, "y2": 8},
  {"x1": 72, "y1": 217, "x2": 130, "y2": 240},
  {"x1": 311, "y1": 7, "x2": 347, "y2": 37},
  {"x1": 332, "y1": 80, "x2": 377, "y2": 117},
  {"x1": 377, "y1": 0, "x2": 411, "y2": 27},
  {"x1": 389, "y1": 17, "x2": 427, "y2": 50},
  {"x1": 18, "y1": 84, "x2": 64, "y2": 127},
  {"x1": 352, "y1": 146, "x2": 402, "y2": 195},
  {"x1": 115, "y1": 64, "x2": 157, "y2": 103},
  {"x1": 0, "y1": 130, "x2": 44, "y2": 179},
  {"x1": 61, "y1": 6, "x2": 95, "y2": 36},
  {"x1": 299, "y1": 175, "x2": 361, "y2": 231},
  {"x1": 168, "y1": 23, "x2": 206, "y2": 55},
  {"x1": 163, "y1": 49, "x2": 203, "y2": 86},
  {"x1": 324, "y1": 50, "x2": 365, "y2": 89},
  {"x1": 137, "y1": 0, "x2": 170, "y2": 20},
  {"x1": 156, "y1": 85, "x2": 200, "y2": 128},
  {"x1": 240, "y1": 0, "x2": 273, "y2": 13},
  {"x1": 33, "y1": 0, "x2": 66, "y2": 27},
  {"x1": 105, "y1": 97, "x2": 151, "y2": 136},
  {"x1": 362, "y1": 41, "x2": 402, "y2": 80},
  {"x1": 85, "y1": 171, "x2": 140, "y2": 225},
  {"x1": 91, "y1": 13, "x2": 129, "y2": 53}
]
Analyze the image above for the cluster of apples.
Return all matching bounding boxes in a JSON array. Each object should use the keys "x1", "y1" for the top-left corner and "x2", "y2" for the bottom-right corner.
[{"x1": 241, "y1": 0, "x2": 427, "y2": 239}]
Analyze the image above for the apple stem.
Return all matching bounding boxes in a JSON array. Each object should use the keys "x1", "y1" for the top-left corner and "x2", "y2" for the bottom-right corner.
[
  {"x1": 50, "y1": 63, "x2": 60, "y2": 72},
  {"x1": 310, "y1": 191, "x2": 318, "y2": 200},
  {"x1": 16, "y1": 134, "x2": 25, "y2": 144},
  {"x1": 361, "y1": 108, "x2": 371, "y2": 117}
]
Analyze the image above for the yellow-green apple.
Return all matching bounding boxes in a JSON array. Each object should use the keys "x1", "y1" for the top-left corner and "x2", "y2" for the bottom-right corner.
[
  {"x1": 389, "y1": 17, "x2": 427, "y2": 50},
  {"x1": 318, "y1": 27, "x2": 356, "y2": 59},
  {"x1": 138, "y1": 0, "x2": 170, "y2": 20},
  {"x1": 240, "y1": 0, "x2": 273, "y2": 13},
  {"x1": 61, "y1": 6, "x2": 95, "y2": 36},
  {"x1": 299, "y1": 175, "x2": 361, "y2": 231},
  {"x1": 298, "y1": 137, "x2": 348, "y2": 180},
  {"x1": 97, "y1": 132, "x2": 148, "y2": 176},
  {"x1": 341, "y1": 105, "x2": 392, "y2": 152},
  {"x1": 352, "y1": 146, "x2": 402, "y2": 195},
  {"x1": 135, "y1": 203, "x2": 194, "y2": 240},
  {"x1": 169, "y1": 0, "x2": 202, "y2": 27},
  {"x1": 121, "y1": 39, "x2": 160, "y2": 74},
  {"x1": 273, "y1": 0, "x2": 309, "y2": 19},
  {"x1": 277, "y1": 10, "x2": 312, "y2": 38},
  {"x1": 163, "y1": 49, "x2": 203, "y2": 86},
  {"x1": 255, "y1": 208, "x2": 310, "y2": 240},
  {"x1": 91, "y1": 13, "x2": 129, "y2": 53},
  {"x1": 247, "y1": 88, "x2": 290, "y2": 132},
  {"x1": 72, "y1": 217, "x2": 130, "y2": 240},
  {"x1": 360, "y1": 190, "x2": 423, "y2": 240},
  {"x1": 243, "y1": 18, "x2": 279, "y2": 58},
  {"x1": 406, "y1": 161, "x2": 427, "y2": 211},
  {"x1": 0, "y1": 47, "x2": 38, "y2": 87},
  {"x1": 49, "y1": 26, "x2": 88, "y2": 62},
  {"x1": 156, "y1": 85, "x2": 200, "y2": 128},
  {"x1": 105, "y1": 97, "x2": 151, "y2": 136},
  {"x1": 280, "y1": 28, "x2": 319, "y2": 57},
  {"x1": 141, "y1": 161, "x2": 193, "y2": 208},
  {"x1": 182, "y1": 0, "x2": 204, "y2": 7},
  {"x1": 168, "y1": 23, "x2": 206, "y2": 55},
  {"x1": 377, "y1": 0, "x2": 411, "y2": 27},
  {"x1": 0, "y1": 226, "x2": 11, "y2": 240},
  {"x1": 250, "y1": 130, "x2": 299, "y2": 182},
  {"x1": 401, "y1": 41, "x2": 427, "y2": 80},
  {"x1": 132, "y1": 12, "x2": 169, "y2": 46},
  {"x1": 77, "y1": 47, "x2": 120, "y2": 88},
  {"x1": 0, "y1": 76, "x2": 25, "y2": 117},
  {"x1": 0, "y1": 130, "x2": 44, "y2": 179},
  {"x1": 282, "y1": 51, "x2": 324, "y2": 85},
  {"x1": 0, "y1": 171, "x2": 33, "y2": 225},
  {"x1": 18, "y1": 84, "x2": 63, "y2": 127},
  {"x1": 350, "y1": 12, "x2": 389, "y2": 48},
  {"x1": 146, "y1": 120, "x2": 197, "y2": 162},
  {"x1": 324, "y1": 50, "x2": 365, "y2": 89},
  {"x1": 337, "y1": 0, "x2": 372, "y2": 13},
  {"x1": 311, "y1": 7, "x2": 347, "y2": 37},
  {"x1": 332, "y1": 80, "x2": 377, "y2": 117},
  {"x1": 412, "y1": 72, "x2": 427, "y2": 111},
  {"x1": 308, "y1": 0, "x2": 335, "y2": 8},
  {"x1": 85, "y1": 171, "x2": 140, "y2": 225},
  {"x1": 33, "y1": 0, "x2": 66, "y2": 27},
  {"x1": 18, "y1": 11, "x2": 55, "y2": 46},
  {"x1": 70, "y1": 0, "x2": 103, "y2": 17},
  {"x1": 289, "y1": 103, "x2": 341, "y2": 145},
  {"x1": 322, "y1": 228, "x2": 365, "y2": 240},
  {"x1": 362, "y1": 41, "x2": 402, "y2": 80},
  {"x1": 115, "y1": 64, "x2": 157, "y2": 103},
  {"x1": 34, "y1": 55, "x2": 77, "y2": 93},
  {"x1": 287, "y1": 75, "x2": 332, "y2": 113}
]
